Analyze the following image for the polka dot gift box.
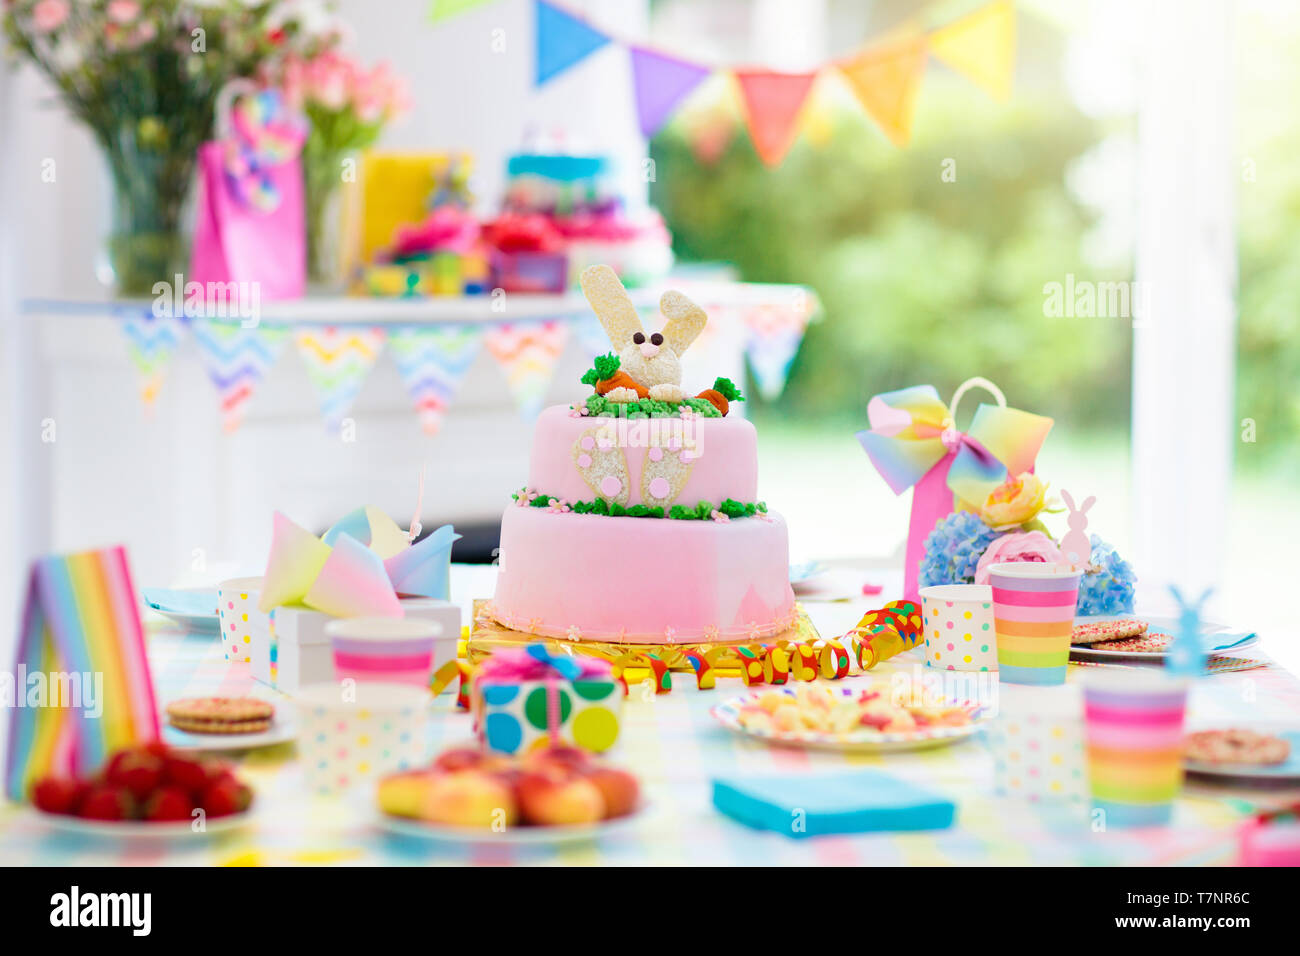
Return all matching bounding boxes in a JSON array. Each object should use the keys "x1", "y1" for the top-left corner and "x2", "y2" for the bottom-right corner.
[
  {"x1": 296, "y1": 683, "x2": 428, "y2": 796},
  {"x1": 471, "y1": 645, "x2": 622, "y2": 755},
  {"x1": 217, "y1": 576, "x2": 270, "y2": 666},
  {"x1": 919, "y1": 584, "x2": 998, "y2": 671},
  {"x1": 989, "y1": 685, "x2": 1088, "y2": 805}
]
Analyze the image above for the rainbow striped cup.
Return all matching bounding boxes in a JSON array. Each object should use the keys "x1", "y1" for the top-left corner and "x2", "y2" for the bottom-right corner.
[
  {"x1": 989, "y1": 563, "x2": 1082, "y2": 686},
  {"x1": 1083, "y1": 670, "x2": 1188, "y2": 827},
  {"x1": 325, "y1": 617, "x2": 445, "y2": 687}
]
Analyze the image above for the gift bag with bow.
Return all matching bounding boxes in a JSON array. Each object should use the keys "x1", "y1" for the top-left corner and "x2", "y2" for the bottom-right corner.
[
  {"x1": 857, "y1": 377, "x2": 1053, "y2": 601},
  {"x1": 190, "y1": 83, "x2": 308, "y2": 301},
  {"x1": 471, "y1": 645, "x2": 622, "y2": 755}
]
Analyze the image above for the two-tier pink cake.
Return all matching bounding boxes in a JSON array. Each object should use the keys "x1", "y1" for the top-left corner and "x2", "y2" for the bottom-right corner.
[{"x1": 488, "y1": 266, "x2": 796, "y2": 644}]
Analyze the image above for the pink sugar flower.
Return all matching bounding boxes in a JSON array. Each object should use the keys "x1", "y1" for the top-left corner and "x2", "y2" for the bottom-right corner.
[
  {"x1": 710, "y1": 510, "x2": 730, "y2": 523},
  {"x1": 566, "y1": 625, "x2": 583, "y2": 641},
  {"x1": 703, "y1": 625, "x2": 720, "y2": 642},
  {"x1": 663, "y1": 626, "x2": 677, "y2": 642}
]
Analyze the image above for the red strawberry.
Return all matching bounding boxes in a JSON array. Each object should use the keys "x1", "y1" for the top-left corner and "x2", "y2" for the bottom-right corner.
[
  {"x1": 144, "y1": 786, "x2": 194, "y2": 822},
  {"x1": 31, "y1": 776, "x2": 89, "y2": 815},
  {"x1": 142, "y1": 740, "x2": 172, "y2": 759},
  {"x1": 105, "y1": 749, "x2": 163, "y2": 800},
  {"x1": 163, "y1": 754, "x2": 210, "y2": 794},
  {"x1": 198, "y1": 779, "x2": 247, "y2": 818},
  {"x1": 78, "y1": 785, "x2": 135, "y2": 821}
]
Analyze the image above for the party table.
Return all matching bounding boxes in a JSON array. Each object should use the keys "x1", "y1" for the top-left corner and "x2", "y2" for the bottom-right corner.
[{"x1": 1, "y1": 565, "x2": 1296, "y2": 867}]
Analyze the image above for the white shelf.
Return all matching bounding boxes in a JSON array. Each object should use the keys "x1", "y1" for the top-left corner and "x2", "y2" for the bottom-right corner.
[{"x1": 20, "y1": 281, "x2": 818, "y2": 325}]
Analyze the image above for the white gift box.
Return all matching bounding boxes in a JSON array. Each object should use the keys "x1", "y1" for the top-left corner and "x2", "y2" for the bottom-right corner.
[{"x1": 258, "y1": 598, "x2": 461, "y2": 695}]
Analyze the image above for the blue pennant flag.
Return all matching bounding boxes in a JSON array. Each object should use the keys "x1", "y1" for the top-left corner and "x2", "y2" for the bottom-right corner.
[{"x1": 535, "y1": 0, "x2": 610, "y2": 85}]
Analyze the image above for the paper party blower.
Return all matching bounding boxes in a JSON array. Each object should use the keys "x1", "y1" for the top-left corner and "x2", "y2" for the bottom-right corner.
[
  {"x1": 258, "y1": 511, "x2": 332, "y2": 612},
  {"x1": 5, "y1": 547, "x2": 159, "y2": 801},
  {"x1": 386, "y1": 524, "x2": 460, "y2": 600},
  {"x1": 323, "y1": 505, "x2": 411, "y2": 560}
]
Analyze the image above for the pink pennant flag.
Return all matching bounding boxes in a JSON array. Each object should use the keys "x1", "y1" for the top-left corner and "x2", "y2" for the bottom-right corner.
[
  {"x1": 629, "y1": 46, "x2": 711, "y2": 139},
  {"x1": 733, "y1": 70, "x2": 817, "y2": 166}
]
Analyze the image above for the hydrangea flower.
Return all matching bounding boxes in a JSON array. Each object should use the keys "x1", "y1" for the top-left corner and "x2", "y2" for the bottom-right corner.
[
  {"x1": 1076, "y1": 534, "x2": 1136, "y2": 615},
  {"x1": 919, "y1": 510, "x2": 1002, "y2": 587}
]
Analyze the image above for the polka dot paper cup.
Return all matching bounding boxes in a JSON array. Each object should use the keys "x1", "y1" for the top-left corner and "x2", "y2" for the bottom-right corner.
[
  {"x1": 296, "y1": 683, "x2": 428, "y2": 797},
  {"x1": 919, "y1": 585, "x2": 998, "y2": 671},
  {"x1": 989, "y1": 685, "x2": 1088, "y2": 804},
  {"x1": 217, "y1": 576, "x2": 269, "y2": 667}
]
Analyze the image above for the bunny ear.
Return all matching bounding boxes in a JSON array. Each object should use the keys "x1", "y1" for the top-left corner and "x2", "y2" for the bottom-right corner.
[
  {"x1": 580, "y1": 265, "x2": 643, "y2": 351},
  {"x1": 1060, "y1": 489, "x2": 1076, "y2": 510},
  {"x1": 1081, "y1": 496, "x2": 1096, "y2": 513},
  {"x1": 658, "y1": 290, "x2": 708, "y2": 356}
]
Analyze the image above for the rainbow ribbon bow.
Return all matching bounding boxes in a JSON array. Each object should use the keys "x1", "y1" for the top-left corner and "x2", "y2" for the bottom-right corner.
[
  {"x1": 479, "y1": 645, "x2": 611, "y2": 682},
  {"x1": 223, "y1": 88, "x2": 307, "y2": 212},
  {"x1": 856, "y1": 382, "x2": 1053, "y2": 507}
]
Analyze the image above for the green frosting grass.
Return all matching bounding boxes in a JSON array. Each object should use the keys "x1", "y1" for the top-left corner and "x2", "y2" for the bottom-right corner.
[
  {"x1": 511, "y1": 490, "x2": 766, "y2": 520},
  {"x1": 582, "y1": 394, "x2": 721, "y2": 418}
]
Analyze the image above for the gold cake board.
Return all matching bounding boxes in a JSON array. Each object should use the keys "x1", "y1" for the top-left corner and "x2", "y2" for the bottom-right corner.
[{"x1": 469, "y1": 599, "x2": 820, "y2": 683}]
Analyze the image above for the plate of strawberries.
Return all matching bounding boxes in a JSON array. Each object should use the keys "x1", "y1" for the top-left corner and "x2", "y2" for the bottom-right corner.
[
  {"x1": 375, "y1": 744, "x2": 645, "y2": 845},
  {"x1": 30, "y1": 741, "x2": 254, "y2": 838}
]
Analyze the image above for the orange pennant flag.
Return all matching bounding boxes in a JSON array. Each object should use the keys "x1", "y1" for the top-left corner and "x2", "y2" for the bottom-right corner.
[
  {"x1": 837, "y1": 35, "x2": 928, "y2": 147},
  {"x1": 733, "y1": 70, "x2": 817, "y2": 166},
  {"x1": 928, "y1": 0, "x2": 1016, "y2": 101}
]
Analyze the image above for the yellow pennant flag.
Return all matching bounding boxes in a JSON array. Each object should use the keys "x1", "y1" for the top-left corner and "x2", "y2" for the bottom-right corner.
[
  {"x1": 928, "y1": 0, "x2": 1016, "y2": 101},
  {"x1": 837, "y1": 35, "x2": 929, "y2": 147}
]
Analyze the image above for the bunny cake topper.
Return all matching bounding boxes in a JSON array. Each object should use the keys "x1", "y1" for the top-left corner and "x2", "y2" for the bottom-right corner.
[
  {"x1": 578, "y1": 265, "x2": 742, "y2": 415},
  {"x1": 1059, "y1": 488, "x2": 1096, "y2": 571}
]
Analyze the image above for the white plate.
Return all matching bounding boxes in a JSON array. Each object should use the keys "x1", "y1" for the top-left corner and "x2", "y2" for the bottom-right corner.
[
  {"x1": 1184, "y1": 727, "x2": 1300, "y2": 782},
  {"x1": 710, "y1": 686, "x2": 987, "y2": 754},
  {"x1": 1070, "y1": 614, "x2": 1257, "y2": 662},
  {"x1": 160, "y1": 715, "x2": 296, "y2": 752},
  {"x1": 142, "y1": 587, "x2": 221, "y2": 634},
  {"x1": 375, "y1": 805, "x2": 648, "y2": 846},
  {"x1": 34, "y1": 808, "x2": 253, "y2": 840}
]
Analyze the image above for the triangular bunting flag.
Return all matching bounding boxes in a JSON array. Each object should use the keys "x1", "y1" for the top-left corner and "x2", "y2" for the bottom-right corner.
[
  {"x1": 837, "y1": 34, "x2": 929, "y2": 146},
  {"x1": 629, "y1": 46, "x2": 712, "y2": 139},
  {"x1": 928, "y1": 0, "x2": 1015, "y2": 101},
  {"x1": 572, "y1": 315, "x2": 615, "y2": 360},
  {"x1": 121, "y1": 313, "x2": 183, "y2": 405},
  {"x1": 192, "y1": 320, "x2": 290, "y2": 432},
  {"x1": 484, "y1": 319, "x2": 569, "y2": 420},
  {"x1": 388, "y1": 324, "x2": 484, "y2": 436},
  {"x1": 535, "y1": 0, "x2": 611, "y2": 85},
  {"x1": 430, "y1": 0, "x2": 494, "y2": 23},
  {"x1": 733, "y1": 70, "x2": 817, "y2": 166},
  {"x1": 741, "y1": 297, "x2": 817, "y2": 401},
  {"x1": 295, "y1": 326, "x2": 386, "y2": 431}
]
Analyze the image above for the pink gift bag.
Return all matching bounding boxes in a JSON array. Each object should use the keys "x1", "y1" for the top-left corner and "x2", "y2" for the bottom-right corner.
[{"x1": 189, "y1": 86, "x2": 306, "y2": 300}]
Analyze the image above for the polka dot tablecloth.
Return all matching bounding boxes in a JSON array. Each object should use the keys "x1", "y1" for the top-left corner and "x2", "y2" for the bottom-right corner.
[
  {"x1": 296, "y1": 684, "x2": 428, "y2": 796},
  {"x1": 217, "y1": 577, "x2": 270, "y2": 665},
  {"x1": 919, "y1": 585, "x2": 998, "y2": 672},
  {"x1": 476, "y1": 677, "x2": 622, "y2": 755}
]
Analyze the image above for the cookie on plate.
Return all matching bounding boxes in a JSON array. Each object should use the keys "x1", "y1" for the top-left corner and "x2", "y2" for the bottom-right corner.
[
  {"x1": 166, "y1": 697, "x2": 274, "y2": 735},
  {"x1": 1087, "y1": 631, "x2": 1171, "y2": 653},
  {"x1": 1072, "y1": 618, "x2": 1148, "y2": 645},
  {"x1": 1185, "y1": 729, "x2": 1291, "y2": 766}
]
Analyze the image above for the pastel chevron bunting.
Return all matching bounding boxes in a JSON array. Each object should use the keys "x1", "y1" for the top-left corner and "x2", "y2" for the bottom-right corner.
[
  {"x1": 121, "y1": 314, "x2": 183, "y2": 404},
  {"x1": 388, "y1": 324, "x2": 484, "y2": 436},
  {"x1": 192, "y1": 319, "x2": 291, "y2": 432},
  {"x1": 295, "y1": 326, "x2": 386, "y2": 430},
  {"x1": 741, "y1": 300, "x2": 816, "y2": 401},
  {"x1": 572, "y1": 315, "x2": 615, "y2": 360},
  {"x1": 483, "y1": 319, "x2": 569, "y2": 420}
]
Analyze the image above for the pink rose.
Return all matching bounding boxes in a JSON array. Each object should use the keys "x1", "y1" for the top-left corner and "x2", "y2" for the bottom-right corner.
[
  {"x1": 974, "y1": 531, "x2": 1065, "y2": 585},
  {"x1": 31, "y1": 0, "x2": 69, "y2": 33},
  {"x1": 106, "y1": 0, "x2": 139, "y2": 23}
]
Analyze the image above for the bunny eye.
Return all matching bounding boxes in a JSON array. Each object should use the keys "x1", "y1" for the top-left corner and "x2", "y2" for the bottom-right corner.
[
  {"x1": 650, "y1": 332, "x2": 664, "y2": 346},
  {"x1": 632, "y1": 332, "x2": 646, "y2": 345}
]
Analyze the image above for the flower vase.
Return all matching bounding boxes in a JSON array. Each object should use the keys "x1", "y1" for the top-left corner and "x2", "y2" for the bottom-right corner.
[{"x1": 303, "y1": 145, "x2": 352, "y2": 291}]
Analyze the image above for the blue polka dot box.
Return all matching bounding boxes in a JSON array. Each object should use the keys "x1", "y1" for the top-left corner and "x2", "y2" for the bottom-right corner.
[{"x1": 471, "y1": 645, "x2": 623, "y2": 755}]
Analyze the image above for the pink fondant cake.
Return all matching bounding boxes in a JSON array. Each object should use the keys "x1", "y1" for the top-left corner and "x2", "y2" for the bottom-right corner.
[{"x1": 488, "y1": 265, "x2": 795, "y2": 644}]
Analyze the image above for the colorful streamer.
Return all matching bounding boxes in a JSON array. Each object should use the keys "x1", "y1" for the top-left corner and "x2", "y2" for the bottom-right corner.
[{"x1": 388, "y1": 324, "x2": 484, "y2": 436}]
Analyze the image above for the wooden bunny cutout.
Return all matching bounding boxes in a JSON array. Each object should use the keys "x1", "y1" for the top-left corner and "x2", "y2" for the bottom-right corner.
[
  {"x1": 579, "y1": 264, "x2": 706, "y2": 404},
  {"x1": 1059, "y1": 489, "x2": 1095, "y2": 570}
]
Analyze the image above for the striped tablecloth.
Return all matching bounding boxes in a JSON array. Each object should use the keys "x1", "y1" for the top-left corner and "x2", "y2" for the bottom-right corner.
[{"x1": 1, "y1": 586, "x2": 1296, "y2": 866}]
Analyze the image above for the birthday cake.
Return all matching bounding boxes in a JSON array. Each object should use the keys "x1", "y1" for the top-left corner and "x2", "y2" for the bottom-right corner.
[{"x1": 489, "y1": 265, "x2": 795, "y2": 644}]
